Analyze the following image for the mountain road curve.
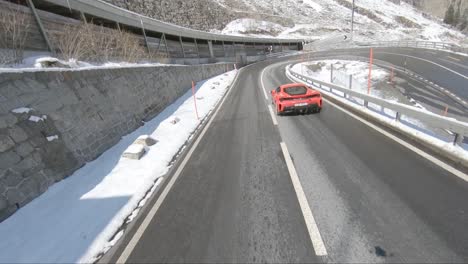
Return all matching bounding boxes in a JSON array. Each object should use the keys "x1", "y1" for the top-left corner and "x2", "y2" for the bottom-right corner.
[{"x1": 104, "y1": 48, "x2": 468, "y2": 263}]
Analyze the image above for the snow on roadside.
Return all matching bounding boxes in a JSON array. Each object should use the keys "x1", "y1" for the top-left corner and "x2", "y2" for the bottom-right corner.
[
  {"x1": 0, "y1": 55, "x2": 172, "y2": 73},
  {"x1": 0, "y1": 69, "x2": 238, "y2": 263},
  {"x1": 291, "y1": 60, "x2": 389, "y2": 95}
]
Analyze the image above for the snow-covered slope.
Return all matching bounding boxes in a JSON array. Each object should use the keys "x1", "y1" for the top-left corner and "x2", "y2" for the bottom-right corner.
[{"x1": 212, "y1": 0, "x2": 466, "y2": 44}]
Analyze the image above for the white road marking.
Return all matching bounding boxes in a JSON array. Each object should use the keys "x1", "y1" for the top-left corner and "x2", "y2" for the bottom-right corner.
[
  {"x1": 280, "y1": 142, "x2": 328, "y2": 256},
  {"x1": 324, "y1": 99, "x2": 468, "y2": 182},
  {"x1": 268, "y1": 105, "x2": 278, "y2": 125},
  {"x1": 260, "y1": 66, "x2": 270, "y2": 100},
  {"x1": 261, "y1": 63, "x2": 284, "y2": 126},
  {"x1": 378, "y1": 52, "x2": 468, "y2": 80},
  {"x1": 116, "y1": 70, "x2": 241, "y2": 263},
  {"x1": 448, "y1": 56, "x2": 461, "y2": 62}
]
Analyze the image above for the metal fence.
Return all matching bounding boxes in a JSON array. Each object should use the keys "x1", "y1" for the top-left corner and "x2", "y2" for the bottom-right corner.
[{"x1": 286, "y1": 64, "x2": 468, "y2": 146}]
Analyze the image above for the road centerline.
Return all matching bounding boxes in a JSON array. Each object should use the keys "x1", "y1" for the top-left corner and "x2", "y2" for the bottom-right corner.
[{"x1": 280, "y1": 142, "x2": 328, "y2": 256}]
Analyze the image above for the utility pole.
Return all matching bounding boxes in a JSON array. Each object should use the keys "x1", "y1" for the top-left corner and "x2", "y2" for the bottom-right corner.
[{"x1": 351, "y1": 0, "x2": 355, "y2": 34}]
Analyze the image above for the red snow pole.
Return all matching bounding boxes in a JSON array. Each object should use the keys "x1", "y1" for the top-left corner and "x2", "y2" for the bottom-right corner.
[{"x1": 192, "y1": 81, "x2": 200, "y2": 120}]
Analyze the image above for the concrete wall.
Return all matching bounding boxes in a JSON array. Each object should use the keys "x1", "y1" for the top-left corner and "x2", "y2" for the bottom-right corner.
[{"x1": 0, "y1": 63, "x2": 228, "y2": 221}]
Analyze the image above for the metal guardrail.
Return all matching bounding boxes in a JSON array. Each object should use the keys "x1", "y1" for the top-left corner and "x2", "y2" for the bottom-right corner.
[
  {"x1": 286, "y1": 65, "x2": 468, "y2": 145},
  {"x1": 354, "y1": 40, "x2": 468, "y2": 54},
  {"x1": 304, "y1": 37, "x2": 467, "y2": 55},
  {"x1": 41, "y1": 0, "x2": 305, "y2": 44}
]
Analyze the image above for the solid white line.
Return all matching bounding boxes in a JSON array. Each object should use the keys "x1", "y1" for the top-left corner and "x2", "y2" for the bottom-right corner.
[
  {"x1": 324, "y1": 99, "x2": 468, "y2": 182},
  {"x1": 268, "y1": 105, "x2": 278, "y2": 125},
  {"x1": 280, "y1": 142, "x2": 328, "y2": 256},
  {"x1": 116, "y1": 70, "x2": 241, "y2": 263},
  {"x1": 378, "y1": 52, "x2": 468, "y2": 80},
  {"x1": 260, "y1": 66, "x2": 270, "y2": 100}
]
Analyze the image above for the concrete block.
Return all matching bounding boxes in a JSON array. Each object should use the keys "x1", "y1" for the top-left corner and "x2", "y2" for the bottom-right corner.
[
  {"x1": 0, "y1": 134, "x2": 15, "y2": 152},
  {"x1": 122, "y1": 144, "x2": 146, "y2": 160},
  {"x1": 0, "y1": 151, "x2": 21, "y2": 169},
  {"x1": 134, "y1": 135, "x2": 158, "y2": 146},
  {"x1": 8, "y1": 127, "x2": 29, "y2": 143},
  {"x1": 1, "y1": 169, "x2": 23, "y2": 188}
]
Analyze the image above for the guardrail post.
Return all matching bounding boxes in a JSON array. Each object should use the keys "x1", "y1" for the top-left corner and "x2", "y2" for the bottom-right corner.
[
  {"x1": 453, "y1": 133, "x2": 464, "y2": 146},
  {"x1": 179, "y1": 36, "x2": 186, "y2": 58},
  {"x1": 207, "y1": 40, "x2": 215, "y2": 58},
  {"x1": 159, "y1": 33, "x2": 169, "y2": 57},
  {"x1": 194, "y1": 38, "x2": 200, "y2": 58},
  {"x1": 222, "y1": 41, "x2": 227, "y2": 58},
  {"x1": 349, "y1": 75, "x2": 352, "y2": 89},
  {"x1": 26, "y1": 0, "x2": 54, "y2": 54},
  {"x1": 395, "y1": 112, "x2": 401, "y2": 122},
  {"x1": 330, "y1": 64, "x2": 334, "y2": 83},
  {"x1": 364, "y1": 100, "x2": 369, "y2": 108},
  {"x1": 139, "y1": 18, "x2": 151, "y2": 54}
]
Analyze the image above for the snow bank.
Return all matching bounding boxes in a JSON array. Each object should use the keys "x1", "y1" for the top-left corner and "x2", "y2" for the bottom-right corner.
[
  {"x1": 0, "y1": 70, "x2": 238, "y2": 263},
  {"x1": 0, "y1": 55, "x2": 170, "y2": 73}
]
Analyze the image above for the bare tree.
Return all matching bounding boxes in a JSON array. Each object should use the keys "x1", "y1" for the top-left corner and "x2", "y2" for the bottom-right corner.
[{"x1": 0, "y1": 4, "x2": 31, "y2": 65}]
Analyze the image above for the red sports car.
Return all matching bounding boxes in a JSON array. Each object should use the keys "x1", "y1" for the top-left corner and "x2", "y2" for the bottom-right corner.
[{"x1": 271, "y1": 83, "x2": 322, "y2": 115}]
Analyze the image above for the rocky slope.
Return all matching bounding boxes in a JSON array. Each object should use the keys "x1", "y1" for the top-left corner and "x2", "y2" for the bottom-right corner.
[
  {"x1": 102, "y1": 0, "x2": 466, "y2": 45},
  {"x1": 403, "y1": 0, "x2": 467, "y2": 33}
]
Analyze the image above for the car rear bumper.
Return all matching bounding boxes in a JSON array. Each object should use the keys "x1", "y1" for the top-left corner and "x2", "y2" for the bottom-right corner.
[{"x1": 282, "y1": 103, "x2": 320, "y2": 113}]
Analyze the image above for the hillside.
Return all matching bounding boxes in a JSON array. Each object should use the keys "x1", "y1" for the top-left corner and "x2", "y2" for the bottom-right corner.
[
  {"x1": 104, "y1": 0, "x2": 466, "y2": 45},
  {"x1": 403, "y1": 0, "x2": 468, "y2": 33}
]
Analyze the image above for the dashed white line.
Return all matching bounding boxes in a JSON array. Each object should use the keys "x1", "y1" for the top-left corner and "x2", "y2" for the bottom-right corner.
[
  {"x1": 280, "y1": 142, "x2": 328, "y2": 256},
  {"x1": 268, "y1": 105, "x2": 278, "y2": 125},
  {"x1": 260, "y1": 65, "x2": 270, "y2": 100}
]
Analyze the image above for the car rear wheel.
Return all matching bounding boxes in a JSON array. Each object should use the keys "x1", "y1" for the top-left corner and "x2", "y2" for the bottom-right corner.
[{"x1": 276, "y1": 105, "x2": 282, "y2": 116}]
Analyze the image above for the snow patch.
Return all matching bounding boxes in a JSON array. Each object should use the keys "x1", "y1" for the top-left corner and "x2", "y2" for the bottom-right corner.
[
  {"x1": 11, "y1": 107, "x2": 33, "y2": 114},
  {"x1": 28, "y1": 115, "x2": 46, "y2": 122},
  {"x1": 46, "y1": 135, "x2": 59, "y2": 142}
]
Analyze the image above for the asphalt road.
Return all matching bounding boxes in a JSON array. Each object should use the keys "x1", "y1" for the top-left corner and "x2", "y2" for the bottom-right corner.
[{"x1": 109, "y1": 49, "x2": 468, "y2": 263}]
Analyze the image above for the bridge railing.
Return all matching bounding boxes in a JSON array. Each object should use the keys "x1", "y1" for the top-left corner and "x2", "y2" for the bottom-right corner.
[{"x1": 286, "y1": 65, "x2": 468, "y2": 146}]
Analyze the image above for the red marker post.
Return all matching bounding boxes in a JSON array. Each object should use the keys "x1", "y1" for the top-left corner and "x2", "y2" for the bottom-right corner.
[
  {"x1": 192, "y1": 81, "x2": 200, "y2": 120},
  {"x1": 443, "y1": 106, "x2": 449, "y2": 116},
  {"x1": 367, "y1": 48, "x2": 374, "y2": 95}
]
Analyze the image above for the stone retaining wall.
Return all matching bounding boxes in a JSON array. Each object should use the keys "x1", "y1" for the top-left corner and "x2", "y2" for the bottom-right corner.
[{"x1": 0, "y1": 63, "x2": 227, "y2": 221}]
